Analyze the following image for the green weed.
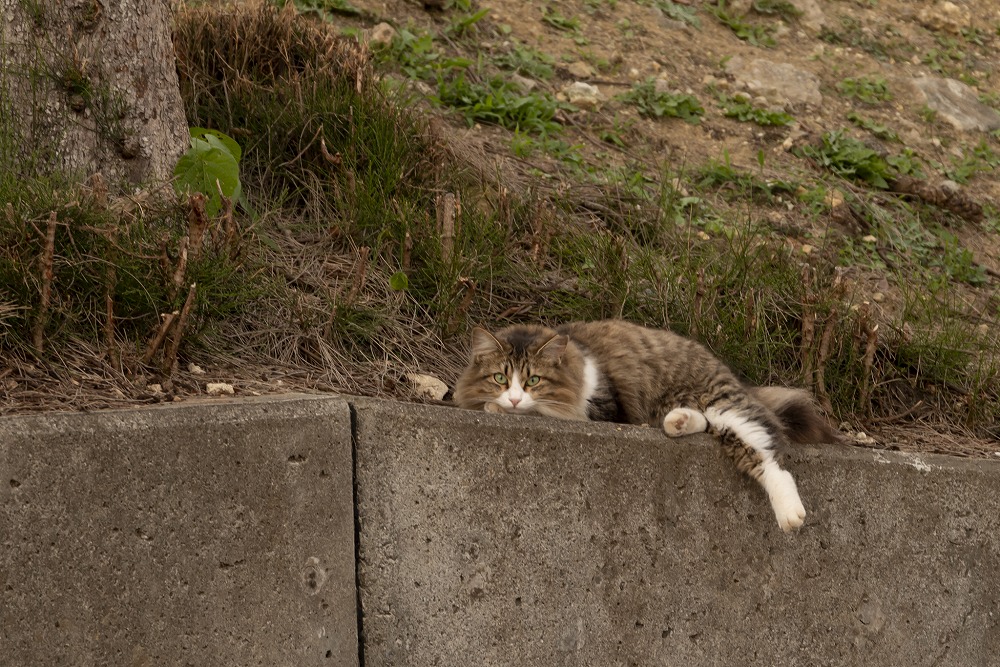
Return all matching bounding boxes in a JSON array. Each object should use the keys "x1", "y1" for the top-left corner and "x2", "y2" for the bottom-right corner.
[
  {"x1": 648, "y1": 0, "x2": 700, "y2": 27},
  {"x1": 719, "y1": 94, "x2": 793, "y2": 126},
  {"x1": 798, "y1": 130, "x2": 896, "y2": 188},
  {"x1": 494, "y1": 43, "x2": 556, "y2": 80},
  {"x1": 445, "y1": 5, "x2": 491, "y2": 37},
  {"x1": 379, "y1": 27, "x2": 471, "y2": 81},
  {"x1": 435, "y1": 73, "x2": 564, "y2": 135},
  {"x1": 617, "y1": 79, "x2": 704, "y2": 123},
  {"x1": 818, "y1": 17, "x2": 911, "y2": 61},
  {"x1": 542, "y1": 6, "x2": 581, "y2": 33},
  {"x1": 846, "y1": 111, "x2": 899, "y2": 142},
  {"x1": 707, "y1": 1, "x2": 776, "y2": 47},
  {"x1": 836, "y1": 76, "x2": 892, "y2": 104}
]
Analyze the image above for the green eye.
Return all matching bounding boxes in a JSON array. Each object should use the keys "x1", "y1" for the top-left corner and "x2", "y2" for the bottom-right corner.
[
  {"x1": 493, "y1": 373, "x2": 508, "y2": 385},
  {"x1": 526, "y1": 375, "x2": 541, "y2": 386}
]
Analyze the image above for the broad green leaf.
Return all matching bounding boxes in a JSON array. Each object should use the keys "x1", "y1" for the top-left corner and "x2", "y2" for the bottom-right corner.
[
  {"x1": 189, "y1": 127, "x2": 242, "y2": 162},
  {"x1": 389, "y1": 271, "x2": 410, "y2": 291}
]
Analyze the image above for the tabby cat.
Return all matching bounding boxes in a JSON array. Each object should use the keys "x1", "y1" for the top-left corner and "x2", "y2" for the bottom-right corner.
[{"x1": 452, "y1": 320, "x2": 842, "y2": 532}]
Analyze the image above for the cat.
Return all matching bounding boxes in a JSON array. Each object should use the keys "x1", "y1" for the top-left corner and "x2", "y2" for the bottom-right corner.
[{"x1": 452, "y1": 320, "x2": 843, "y2": 533}]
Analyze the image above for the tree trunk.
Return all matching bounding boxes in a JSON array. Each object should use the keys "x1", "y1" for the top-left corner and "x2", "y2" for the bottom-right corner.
[{"x1": 0, "y1": 0, "x2": 188, "y2": 188}]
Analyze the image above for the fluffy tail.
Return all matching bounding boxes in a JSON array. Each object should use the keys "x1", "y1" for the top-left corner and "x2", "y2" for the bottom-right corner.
[{"x1": 751, "y1": 386, "x2": 844, "y2": 445}]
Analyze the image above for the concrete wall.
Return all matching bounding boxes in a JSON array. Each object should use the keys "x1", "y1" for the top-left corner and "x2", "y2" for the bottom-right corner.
[
  {"x1": 352, "y1": 397, "x2": 1000, "y2": 667},
  {"x1": 3, "y1": 394, "x2": 999, "y2": 666},
  {"x1": 0, "y1": 396, "x2": 357, "y2": 667}
]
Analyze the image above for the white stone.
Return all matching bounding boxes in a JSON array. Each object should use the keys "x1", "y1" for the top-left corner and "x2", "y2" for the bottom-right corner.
[
  {"x1": 562, "y1": 81, "x2": 603, "y2": 109},
  {"x1": 405, "y1": 373, "x2": 449, "y2": 401}
]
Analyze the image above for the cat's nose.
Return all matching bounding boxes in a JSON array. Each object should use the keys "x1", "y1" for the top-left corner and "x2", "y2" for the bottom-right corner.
[{"x1": 509, "y1": 397, "x2": 521, "y2": 407}]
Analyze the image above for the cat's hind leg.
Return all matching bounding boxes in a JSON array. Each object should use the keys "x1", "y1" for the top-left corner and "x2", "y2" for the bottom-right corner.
[
  {"x1": 704, "y1": 405, "x2": 806, "y2": 532},
  {"x1": 662, "y1": 407, "x2": 708, "y2": 437}
]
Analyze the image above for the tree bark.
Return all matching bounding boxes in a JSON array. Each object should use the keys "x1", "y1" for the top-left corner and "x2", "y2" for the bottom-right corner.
[{"x1": 0, "y1": 0, "x2": 188, "y2": 188}]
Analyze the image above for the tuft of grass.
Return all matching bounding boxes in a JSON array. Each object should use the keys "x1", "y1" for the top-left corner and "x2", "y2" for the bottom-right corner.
[
  {"x1": 377, "y1": 26, "x2": 472, "y2": 81},
  {"x1": 494, "y1": 42, "x2": 556, "y2": 80},
  {"x1": 541, "y1": 6, "x2": 581, "y2": 33},
  {"x1": 798, "y1": 130, "x2": 897, "y2": 188},
  {"x1": 434, "y1": 73, "x2": 564, "y2": 135},
  {"x1": 836, "y1": 76, "x2": 893, "y2": 104},
  {"x1": 718, "y1": 94, "x2": 793, "y2": 126},
  {"x1": 707, "y1": 1, "x2": 776, "y2": 47},
  {"x1": 846, "y1": 111, "x2": 899, "y2": 142},
  {"x1": 751, "y1": 0, "x2": 802, "y2": 20},
  {"x1": 617, "y1": 79, "x2": 704, "y2": 123},
  {"x1": 648, "y1": 0, "x2": 700, "y2": 27}
]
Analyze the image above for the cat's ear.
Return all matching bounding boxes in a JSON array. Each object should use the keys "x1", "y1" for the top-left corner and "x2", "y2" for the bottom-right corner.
[
  {"x1": 536, "y1": 334, "x2": 568, "y2": 360},
  {"x1": 470, "y1": 327, "x2": 503, "y2": 358}
]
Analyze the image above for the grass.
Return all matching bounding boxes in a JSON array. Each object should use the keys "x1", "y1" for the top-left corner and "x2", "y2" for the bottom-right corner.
[
  {"x1": 617, "y1": 79, "x2": 704, "y2": 123},
  {"x1": 836, "y1": 76, "x2": 893, "y2": 104},
  {"x1": 2, "y1": 2, "x2": 999, "y2": 442},
  {"x1": 707, "y1": 1, "x2": 776, "y2": 47},
  {"x1": 718, "y1": 94, "x2": 794, "y2": 126},
  {"x1": 847, "y1": 112, "x2": 900, "y2": 142},
  {"x1": 434, "y1": 73, "x2": 565, "y2": 135}
]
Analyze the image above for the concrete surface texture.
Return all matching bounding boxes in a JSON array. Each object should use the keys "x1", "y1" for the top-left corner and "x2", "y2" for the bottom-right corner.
[
  {"x1": 4, "y1": 394, "x2": 1000, "y2": 666},
  {"x1": 353, "y1": 397, "x2": 1000, "y2": 667},
  {"x1": 0, "y1": 395, "x2": 357, "y2": 667}
]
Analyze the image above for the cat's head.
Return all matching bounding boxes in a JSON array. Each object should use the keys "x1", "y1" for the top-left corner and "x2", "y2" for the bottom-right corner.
[{"x1": 453, "y1": 325, "x2": 587, "y2": 419}]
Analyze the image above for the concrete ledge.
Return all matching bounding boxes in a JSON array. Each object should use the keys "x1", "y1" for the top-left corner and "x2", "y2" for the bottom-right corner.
[
  {"x1": 4, "y1": 394, "x2": 999, "y2": 666},
  {"x1": 353, "y1": 397, "x2": 1000, "y2": 667},
  {"x1": 0, "y1": 395, "x2": 357, "y2": 667}
]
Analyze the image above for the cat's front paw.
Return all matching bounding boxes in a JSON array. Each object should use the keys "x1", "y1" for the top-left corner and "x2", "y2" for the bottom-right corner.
[
  {"x1": 662, "y1": 408, "x2": 708, "y2": 437},
  {"x1": 769, "y1": 469, "x2": 806, "y2": 532},
  {"x1": 484, "y1": 402, "x2": 504, "y2": 414}
]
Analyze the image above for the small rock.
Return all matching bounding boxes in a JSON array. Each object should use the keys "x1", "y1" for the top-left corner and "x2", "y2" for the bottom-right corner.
[
  {"x1": 368, "y1": 22, "x2": 396, "y2": 47},
  {"x1": 566, "y1": 61, "x2": 594, "y2": 79},
  {"x1": 861, "y1": 235, "x2": 877, "y2": 243},
  {"x1": 801, "y1": 244, "x2": 814, "y2": 255},
  {"x1": 206, "y1": 382, "x2": 235, "y2": 396},
  {"x1": 917, "y1": 2, "x2": 970, "y2": 35},
  {"x1": 697, "y1": 231, "x2": 711, "y2": 241},
  {"x1": 724, "y1": 56, "x2": 822, "y2": 106},
  {"x1": 872, "y1": 292, "x2": 885, "y2": 303},
  {"x1": 509, "y1": 73, "x2": 537, "y2": 93},
  {"x1": 825, "y1": 190, "x2": 845, "y2": 208},
  {"x1": 188, "y1": 363, "x2": 205, "y2": 375},
  {"x1": 653, "y1": 78, "x2": 674, "y2": 95},
  {"x1": 405, "y1": 373, "x2": 449, "y2": 401},
  {"x1": 912, "y1": 77, "x2": 1000, "y2": 132},
  {"x1": 791, "y1": 0, "x2": 831, "y2": 33},
  {"x1": 562, "y1": 81, "x2": 602, "y2": 109},
  {"x1": 147, "y1": 383, "x2": 163, "y2": 394}
]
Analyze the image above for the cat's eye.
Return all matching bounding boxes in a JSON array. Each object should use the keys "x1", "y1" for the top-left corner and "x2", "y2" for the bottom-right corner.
[
  {"x1": 526, "y1": 375, "x2": 541, "y2": 387},
  {"x1": 493, "y1": 373, "x2": 508, "y2": 385}
]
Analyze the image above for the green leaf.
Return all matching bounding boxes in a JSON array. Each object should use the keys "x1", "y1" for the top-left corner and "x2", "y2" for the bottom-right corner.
[
  {"x1": 389, "y1": 271, "x2": 410, "y2": 291},
  {"x1": 174, "y1": 129, "x2": 243, "y2": 217},
  {"x1": 189, "y1": 127, "x2": 242, "y2": 162}
]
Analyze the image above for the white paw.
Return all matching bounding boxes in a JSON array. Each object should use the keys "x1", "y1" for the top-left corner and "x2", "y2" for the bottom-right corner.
[
  {"x1": 662, "y1": 408, "x2": 708, "y2": 437},
  {"x1": 767, "y1": 468, "x2": 806, "y2": 532},
  {"x1": 484, "y1": 402, "x2": 504, "y2": 414}
]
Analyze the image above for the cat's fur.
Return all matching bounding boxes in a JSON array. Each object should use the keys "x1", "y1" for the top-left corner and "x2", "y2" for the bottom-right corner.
[{"x1": 452, "y1": 320, "x2": 843, "y2": 532}]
